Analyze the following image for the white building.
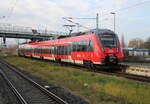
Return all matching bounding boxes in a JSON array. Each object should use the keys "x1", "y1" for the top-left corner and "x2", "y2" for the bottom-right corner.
[{"x1": 128, "y1": 48, "x2": 149, "y2": 56}]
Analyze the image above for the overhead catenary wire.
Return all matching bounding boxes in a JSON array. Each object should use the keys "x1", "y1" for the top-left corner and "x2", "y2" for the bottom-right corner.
[
  {"x1": 63, "y1": 17, "x2": 90, "y2": 30},
  {"x1": 64, "y1": 0, "x2": 150, "y2": 30},
  {"x1": 114, "y1": 0, "x2": 150, "y2": 13},
  {"x1": 102, "y1": 0, "x2": 150, "y2": 17}
]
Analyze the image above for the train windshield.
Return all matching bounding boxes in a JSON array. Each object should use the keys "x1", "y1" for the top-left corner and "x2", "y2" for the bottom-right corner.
[{"x1": 98, "y1": 34, "x2": 118, "y2": 47}]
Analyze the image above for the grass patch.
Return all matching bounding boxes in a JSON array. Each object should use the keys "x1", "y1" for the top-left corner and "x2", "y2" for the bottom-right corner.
[{"x1": 3, "y1": 56, "x2": 150, "y2": 104}]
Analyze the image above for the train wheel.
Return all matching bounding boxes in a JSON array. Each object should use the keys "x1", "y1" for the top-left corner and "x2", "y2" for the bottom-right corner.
[
  {"x1": 90, "y1": 62, "x2": 96, "y2": 71},
  {"x1": 55, "y1": 58, "x2": 61, "y2": 63},
  {"x1": 84, "y1": 61, "x2": 96, "y2": 71},
  {"x1": 83, "y1": 60, "x2": 89, "y2": 70},
  {"x1": 40, "y1": 56, "x2": 43, "y2": 60}
]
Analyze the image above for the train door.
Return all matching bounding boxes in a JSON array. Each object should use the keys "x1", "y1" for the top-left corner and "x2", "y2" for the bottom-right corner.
[
  {"x1": 66, "y1": 44, "x2": 72, "y2": 63},
  {"x1": 87, "y1": 40, "x2": 94, "y2": 61}
]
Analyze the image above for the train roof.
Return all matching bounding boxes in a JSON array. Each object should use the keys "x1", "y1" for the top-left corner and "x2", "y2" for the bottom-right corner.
[
  {"x1": 92, "y1": 29, "x2": 115, "y2": 35},
  {"x1": 71, "y1": 28, "x2": 115, "y2": 37},
  {"x1": 20, "y1": 29, "x2": 116, "y2": 45}
]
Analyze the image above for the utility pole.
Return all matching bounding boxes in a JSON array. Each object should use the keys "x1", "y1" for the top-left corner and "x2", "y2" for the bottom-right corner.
[
  {"x1": 96, "y1": 13, "x2": 99, "y2": 29},
  {"x1": 110, "y1": 12, "x2": 116, "y2": 32},
  {"x1": 0, "y1": 16, "x2": 6, "y2": 48},
  {"x1": 77, "y1": 23, "x2": 80, "y2": 32},
  {"x1": 3, "y1": 36, "x2": 6, "y2": 47}
]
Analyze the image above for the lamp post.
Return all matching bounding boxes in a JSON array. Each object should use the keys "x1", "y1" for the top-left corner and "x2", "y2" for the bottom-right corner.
[
  {"x1": 0, "y1": 16, "x2": 6, "y2": 47},
  {"x1": 110, "y1": 12, "x2": 116, "y2": 32}
]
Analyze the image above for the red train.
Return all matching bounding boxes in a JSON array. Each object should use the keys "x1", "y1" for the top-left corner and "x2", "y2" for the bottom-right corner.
[{"x1": 18, "y1": 29, "x2": 124, "y2": 69}]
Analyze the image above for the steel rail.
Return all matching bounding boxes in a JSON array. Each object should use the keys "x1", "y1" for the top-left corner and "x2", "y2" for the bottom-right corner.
[
  {"x1": 0, "y1": 59, "x2": 68, "y2": 104},
  {"x1": 0, "y1": 70, "x2": 28, "y2": 104},
  {"x1": 95, "y1": 70, "x2": 150, "y2": 83},
  {"x1": 121, "y1": 63, "x2": 150, "y2": 68}
]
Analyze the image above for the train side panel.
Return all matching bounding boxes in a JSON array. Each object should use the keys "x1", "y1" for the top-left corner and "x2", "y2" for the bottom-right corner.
[{"x1": 18, "y1": 29, "x2": 124, "y2": 67}]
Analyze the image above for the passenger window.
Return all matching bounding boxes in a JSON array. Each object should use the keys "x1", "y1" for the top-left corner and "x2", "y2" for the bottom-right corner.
[
  {"x1": 76, "y1": 41, "x2": 81, "y2": 52},
  {"x1": 72, "y1": 42, "x2": 77, "y2": 52},
  {"x1": 68, "y1": 45, "x2": 71, "y2": 55},
  {"x1": 88, "y1": 40, "x2": 94, "y2": 52}
]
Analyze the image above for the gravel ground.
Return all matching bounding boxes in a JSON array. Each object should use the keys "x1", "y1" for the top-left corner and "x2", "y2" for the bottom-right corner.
[
  {"x1": 0, "y1": 63, "x2": 63, "y2": 104},
  {"x1": 121, "y1": 62, "x2": 150, "y2": 68},
  {"x1": 17, "y1": 67, "x2": 89, "y2": 104},
  {"x1": 0, "y1": 71, "x2": 20, "y2": 104}
]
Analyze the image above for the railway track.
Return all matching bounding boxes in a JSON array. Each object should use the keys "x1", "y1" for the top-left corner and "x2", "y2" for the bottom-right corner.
[
  {"x1": 80, "y1": 64, "x2": 150, "y2": 83},
  {"x1": 0, "y1": 70, "x2": 28, "y2": 104},
  {"x1": 96, "y1": 70, "x2": 150, "y2": 83},
  {"x1": 121, "y1": 62, "x2": 150, "y2": 68},
  {"x1": 1, "y1": 56, "x2": 150, "y2": 100},
  {"x1": 0, "y1": 59, "x2": 68, "y2": 104},
  {"x1": 0, "y1": 70, "x2": 22, "y2": 104}
]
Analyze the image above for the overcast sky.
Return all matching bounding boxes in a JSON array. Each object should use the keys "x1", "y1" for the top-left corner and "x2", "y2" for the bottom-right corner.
[{"x1": 0, "y1": 0, "x2": 150, "y2": 45}]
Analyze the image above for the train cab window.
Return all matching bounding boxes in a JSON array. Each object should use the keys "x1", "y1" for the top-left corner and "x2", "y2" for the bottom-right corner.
[{"x1": 98, "y1": 33, "x2": 118, "y2": 47}]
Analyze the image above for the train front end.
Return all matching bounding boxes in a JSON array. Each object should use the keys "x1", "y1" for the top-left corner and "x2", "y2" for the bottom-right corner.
[{"x1": 96, "y1": 29, "x2": 124, "y2": 65}]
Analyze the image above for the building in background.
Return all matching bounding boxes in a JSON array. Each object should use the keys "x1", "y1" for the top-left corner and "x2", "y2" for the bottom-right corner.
[{"x1": 123, "y1": 48, "x2": 149, "y2": 56}]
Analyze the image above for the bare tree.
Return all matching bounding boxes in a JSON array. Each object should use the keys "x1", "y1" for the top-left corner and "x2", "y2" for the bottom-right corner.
[
  {"x1": 143, "y1": 37, "x2": 150, "y2": 49},
  {"x1": 128, "y1": 38, "x2": 144, "y2": 48}
]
